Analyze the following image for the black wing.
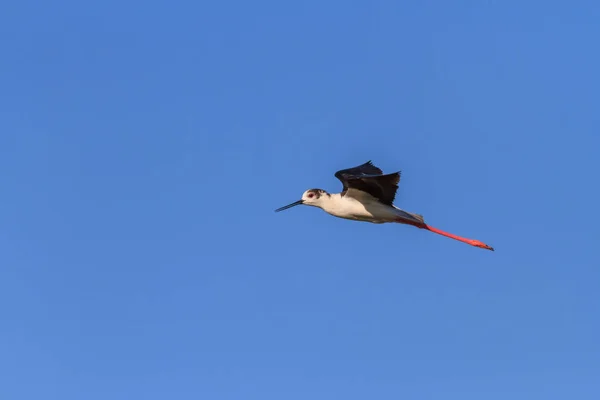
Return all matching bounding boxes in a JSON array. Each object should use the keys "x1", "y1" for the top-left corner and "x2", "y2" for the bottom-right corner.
[
  {"x1": 334, "y1": 160, "x2": 383, "y2": 182},
  {"x1": 334, "y1": 161, "x2": 401, "y2": 206}
]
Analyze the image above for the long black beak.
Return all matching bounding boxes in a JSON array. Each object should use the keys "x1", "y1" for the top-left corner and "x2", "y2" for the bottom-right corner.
[{"x1": 274, "y1": 200, "x2": 304, "y2": 212}]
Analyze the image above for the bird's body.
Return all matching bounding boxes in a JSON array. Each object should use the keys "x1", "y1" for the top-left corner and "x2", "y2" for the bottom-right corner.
[
  {"x1": 314, "y1": 192, "x2": 423, "y2": 224},
  {"x1": 275, "y1": 161, "x2": 494, "y2": 251}
]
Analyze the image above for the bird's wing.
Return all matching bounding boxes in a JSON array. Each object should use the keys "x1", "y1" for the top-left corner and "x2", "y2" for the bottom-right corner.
[
  {"x1": 334, "y1": 160, "x2": 383, "y2": 192},
  {"x1": 335, "y1": 161, "x2": 400, "y2": 206},
  {"x1": 334, "y1": 161, "x2": 383, "y2": 186},
  {"x1": 341, "y1": 172, "x2": 401, "y2": 206}
]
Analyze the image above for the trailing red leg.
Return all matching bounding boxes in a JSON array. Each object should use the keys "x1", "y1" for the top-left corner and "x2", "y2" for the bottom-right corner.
[{"x1": 396, "y1": 218, "x2": 494, "y2": 251}]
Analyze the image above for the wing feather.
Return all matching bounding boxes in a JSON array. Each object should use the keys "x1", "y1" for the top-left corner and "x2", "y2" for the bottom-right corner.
[{"x1": 334, "y1": 161, "x2": 401, "y2": 206}]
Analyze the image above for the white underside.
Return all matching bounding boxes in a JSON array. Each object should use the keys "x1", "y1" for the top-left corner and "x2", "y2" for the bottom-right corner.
[{"x1": 317, "y1": 192, "x2": 421, "y2": 224}]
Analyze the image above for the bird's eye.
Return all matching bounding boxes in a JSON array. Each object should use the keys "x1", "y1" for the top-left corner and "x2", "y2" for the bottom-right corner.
[{"x1": 307, "y1": 193, "x2": 314, "y2": 198}]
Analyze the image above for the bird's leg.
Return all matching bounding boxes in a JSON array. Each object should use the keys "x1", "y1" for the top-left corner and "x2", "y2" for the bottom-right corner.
[
  {"x1": 422, "y1": 225, "x2": 494, "y2": 251},
  {"x1": 395, "y1": 218, "x2": 494, "y2": 251}
]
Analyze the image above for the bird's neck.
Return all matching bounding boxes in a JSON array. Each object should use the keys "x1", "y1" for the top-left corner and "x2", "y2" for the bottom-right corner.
[{"x1": 317, "y1": 193, "x2": 345, "y2": 213}]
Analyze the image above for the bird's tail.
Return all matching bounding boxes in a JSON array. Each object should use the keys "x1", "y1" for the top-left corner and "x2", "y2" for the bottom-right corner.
[
  {"x1": 393, "y1": 208, "x2": 425, "y2": 225},
  {"x1": 409, "y1": 212, "x2": 425, "y2": 223}
]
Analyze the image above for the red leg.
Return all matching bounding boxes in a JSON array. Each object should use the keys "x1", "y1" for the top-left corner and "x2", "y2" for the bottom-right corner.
[{"x1": 396, "y1": 218, "x2": 494, "y2": 251}]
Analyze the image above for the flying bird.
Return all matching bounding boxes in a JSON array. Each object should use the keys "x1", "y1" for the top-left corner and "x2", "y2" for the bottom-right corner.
[{"x1": 275, "y1": 161, "x2": 494, "y2": 251}]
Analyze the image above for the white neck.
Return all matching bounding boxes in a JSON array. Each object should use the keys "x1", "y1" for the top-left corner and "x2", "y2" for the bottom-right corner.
[{"x1": 316, "y1": 193, "x2": 348, "y2": 214}]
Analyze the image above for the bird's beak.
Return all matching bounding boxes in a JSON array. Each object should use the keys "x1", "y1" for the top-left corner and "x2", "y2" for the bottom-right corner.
[{"x1": 275, "y1": 200, "x2": 304, "y2": 212}]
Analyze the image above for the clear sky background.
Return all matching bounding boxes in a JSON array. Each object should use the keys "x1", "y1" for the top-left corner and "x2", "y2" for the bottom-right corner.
[{"x1": 1, "y1": 1, "x2": 599, "y2": 399}]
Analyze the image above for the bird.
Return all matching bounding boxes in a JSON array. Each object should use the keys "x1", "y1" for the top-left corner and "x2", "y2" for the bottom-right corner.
[{"x1": 275, "y1": 160, "x2": 494, "y2": 251}]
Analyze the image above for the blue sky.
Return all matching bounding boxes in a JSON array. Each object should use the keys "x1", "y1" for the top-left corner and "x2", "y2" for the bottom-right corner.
[{"x1": 1, "y1": 1, "x2": 599, "y2": 399}]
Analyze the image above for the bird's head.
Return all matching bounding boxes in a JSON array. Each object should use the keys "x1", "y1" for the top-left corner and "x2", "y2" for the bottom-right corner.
[
  {"x1": 301, "y1": 188, "x2": 329, "y2": 206},
  {"x1": 275, "y1": 189, "x2": 329, "y2": 212}
]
